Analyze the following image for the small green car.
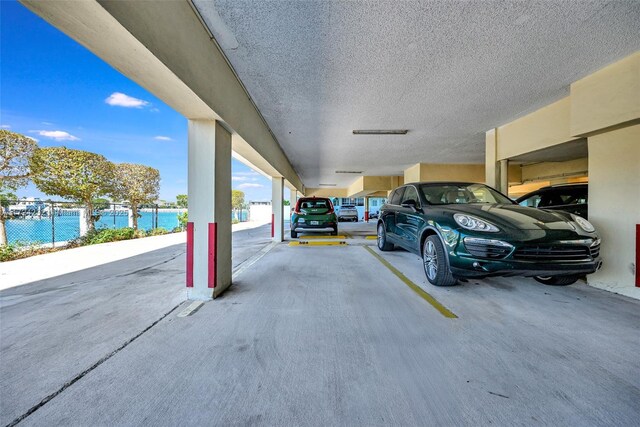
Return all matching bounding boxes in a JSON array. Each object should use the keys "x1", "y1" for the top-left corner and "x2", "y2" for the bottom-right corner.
[
  {"x1": 291, "y1": 197, "x2": 338, "y2": 238},
  {"x1": 377, "y1": 182, "x2": 602, "y2": 287}
]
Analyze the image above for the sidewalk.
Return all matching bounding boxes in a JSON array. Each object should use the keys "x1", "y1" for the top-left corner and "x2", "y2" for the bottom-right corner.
[{"x1": 0, "y1": 220, "x2": 270, "y2": 291}]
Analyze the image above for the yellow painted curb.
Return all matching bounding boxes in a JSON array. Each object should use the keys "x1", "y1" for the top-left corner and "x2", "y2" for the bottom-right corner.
[
  {"x1": 299, "y1": 235, "x2": 347, "y2": 239},
  {"x1": 364, "y1": 235, "x2": 378, "y2": 240},
  {"x1": 363, "y1": 246, "x2": 457, "y2": 319},
  {"x1": 289, "y1": 241, "x2": 348, "y2": 246}
]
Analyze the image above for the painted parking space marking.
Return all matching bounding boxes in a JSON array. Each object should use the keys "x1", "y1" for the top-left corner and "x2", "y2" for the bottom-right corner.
[
  {"x1": 363, "y1": 246, "x2": 457, "y2": 319},
  {"x1": 299, "y1": 235, "x2": 348, "y2": 239},
  {"x1": 289, "y1": 241, "x2": 348, "y2": 246},
  {"x1": 364, "y1": 235, "x2": 377, "y2": 240}
]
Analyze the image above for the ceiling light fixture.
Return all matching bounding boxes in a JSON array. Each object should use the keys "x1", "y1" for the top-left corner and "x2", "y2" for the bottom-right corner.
[
  {"x1": 335, "y1": 170, "x2": 362, "y2": 174},
  {"x1": 352, "y1": 129, "x2": 408, "y2": 135},
  {"x1": 318, "y1": 183, "x2": 337, "y2": 186}
]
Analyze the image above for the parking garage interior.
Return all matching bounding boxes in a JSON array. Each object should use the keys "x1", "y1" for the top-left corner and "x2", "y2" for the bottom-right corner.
[{"x1": 2, "y1": 0, "x2": 640, "y2": 425}]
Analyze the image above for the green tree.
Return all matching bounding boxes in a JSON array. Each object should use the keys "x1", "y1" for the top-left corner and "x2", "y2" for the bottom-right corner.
[
  {"x1": 283, "y1": 200, "x2": 290, "y2": 206},
  {"x1": 232, "y1": 189, "x2": 245, "y2": 221},
  {"x1": 0, "y1": 130, "x2": 38, "y2": 245},
  {"x1": 111, "y1": 163, "x2": 160, "y2": 230},
  {"x1": 176, "y1": 194, "x2": 188, "y2": 208},
  {"x1": 93, "y1": 197, "x2": 111, "y2": 210},
  {"x1": 30, "y1": 147, "x2": 115, "y2": 231}
]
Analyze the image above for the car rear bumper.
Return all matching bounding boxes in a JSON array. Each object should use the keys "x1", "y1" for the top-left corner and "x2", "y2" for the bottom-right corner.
[{"x1": 292, "y1": 221, "x2": 337, "y2": 231}]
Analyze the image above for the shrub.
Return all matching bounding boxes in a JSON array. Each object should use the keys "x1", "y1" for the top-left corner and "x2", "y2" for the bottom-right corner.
[
  {"x1": 177, "y1": 211, "x2": 188, "y2": 231},
  {"x1": 232, "y1": 219, "x2": 239, "y2": 225},
  {"x1": 147, "y1": 227, "x2": 169, "y2": 236},
  {"x1": 0, "y1": 244, "x2": 16, "y2": 262},
  {"x1": 80, "y1": 227, "x2": 136, "y2": 245}
]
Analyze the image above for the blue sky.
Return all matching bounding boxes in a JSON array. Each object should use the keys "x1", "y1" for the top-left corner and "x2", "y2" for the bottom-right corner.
[{"x1": 0, "y1": 0, "x2": 272, "y2": 203}]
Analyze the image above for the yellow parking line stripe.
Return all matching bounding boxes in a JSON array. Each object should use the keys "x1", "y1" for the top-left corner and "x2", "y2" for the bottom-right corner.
[
  {"x1": 289, "y1": 241, "x2": 348, "y2": 246},
  {"x1": 364, "y1": 235, "x2": 378, "y2": 240},
  {"x1": 299, "y1": 235, "x2": 347, "y2": 239},
  {"x1": 363, "y1": 246, "x2": 458, "y2": 319}
]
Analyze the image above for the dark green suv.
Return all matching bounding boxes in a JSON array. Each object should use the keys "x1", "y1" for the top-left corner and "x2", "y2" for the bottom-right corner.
[
  {"x1": 291, "y1": 197, "x2": 338, "y2": 238},
  {"x1": 377, "y1": 182, "x2": 602, "y2": 287}
]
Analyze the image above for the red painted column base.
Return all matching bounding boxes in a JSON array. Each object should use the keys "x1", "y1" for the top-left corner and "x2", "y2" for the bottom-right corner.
[
  {"x1": 186, "y1": 222, "x2": 194, "y2": 287},
  {"x1": 636, "y1": 224, "x2": 640, "y2": 288},
  {"x1": 208, "y1": 222, "x2": 217, "y2": 288}
]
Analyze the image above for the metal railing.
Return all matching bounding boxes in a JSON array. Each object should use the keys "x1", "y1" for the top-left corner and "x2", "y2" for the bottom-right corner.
[{"x1": 1, "y1": 201, "x2": 186, "y2": 247}]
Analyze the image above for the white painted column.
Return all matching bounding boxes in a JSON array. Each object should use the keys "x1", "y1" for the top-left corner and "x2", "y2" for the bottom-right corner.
[
  {"x1": 272, "y1": 177, "x2": 284, "y2": 242},
  {"x1": 485, "y1": 128, "x2": 500, "y2": 189},
  {"x1": 364, "y1": 197, "x2": 369, "y2": 222},
  {"x1": 500, "y1": 159, "x2": 509, "y2": 195},
  {"x1": 187, "y1": 120, "x2": 232, "y2": 300},
  {"x1": 127, "y1": 208, "x2": 134, "y2": 228},
  {"x1": 289, "y1": 188, "x2": 297, "y2": 209}
]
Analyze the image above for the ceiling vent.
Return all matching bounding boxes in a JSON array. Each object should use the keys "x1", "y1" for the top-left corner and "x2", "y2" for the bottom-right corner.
[
  {"x1": 335, "y1": 170, "x2": 362, "y2": 174},
  {"x1": 318, "y1": 183, "x2": 337, "y2": 187},
  {"x1": 352, "y1": 129, "x2": 408, "y2": 135}
]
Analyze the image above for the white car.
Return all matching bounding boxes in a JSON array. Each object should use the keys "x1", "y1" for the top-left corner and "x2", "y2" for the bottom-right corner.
[{"x1": 337, "y1": 205, "x2": 358, "y2": 222}]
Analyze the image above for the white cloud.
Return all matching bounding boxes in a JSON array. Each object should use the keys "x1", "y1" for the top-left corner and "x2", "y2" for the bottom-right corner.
[
  {"x1": 154, "y1": 136, "x2": 173, "y2": 141},
  {"x1": 41, "y1": 122, "x2": 54, "y2": 126},
  {"x1": 237, "y1": 183, "x2": 264, "y2": 189},
  {"x1": 31, "y1": 130, "x2": 79, "y2": 141},
  {"x1": 232, "y1": 176, "x2": 248, "y2": 181},
  {"x1": 234, "y1": 171, "x2": 259, "y2": 176},
  {"x1": 105, "y1": 92, "x2": 149, "y2": 108},
  {"x1": 1, "y1": 124, "x2": 11, "y2": 129}
]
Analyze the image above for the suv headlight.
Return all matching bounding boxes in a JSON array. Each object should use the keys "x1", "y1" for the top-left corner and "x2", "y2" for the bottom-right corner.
[
  {"x1": 454, "y1": 213, "x2": 499, "y2": 232},
  {"x1": 572, "y1": 214, "x2": 595, "y2": 233}
]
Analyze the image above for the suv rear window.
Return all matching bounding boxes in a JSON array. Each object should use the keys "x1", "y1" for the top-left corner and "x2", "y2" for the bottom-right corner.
[{"x1": 296, "y1": 198, "x2": 331, "y2": 210}]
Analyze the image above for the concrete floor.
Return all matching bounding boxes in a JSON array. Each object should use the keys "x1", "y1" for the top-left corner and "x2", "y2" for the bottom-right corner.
[{"x1": 2, "y1": 222, "x2": 639, "y2": 426}]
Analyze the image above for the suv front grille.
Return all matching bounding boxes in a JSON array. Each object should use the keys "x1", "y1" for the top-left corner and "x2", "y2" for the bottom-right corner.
[
  {"x1": 590, "y1": 243, "x2": 600, "y2": 259},
  {"x1": 513, "y1": 245, "x2": 590, "y2": 261},
  {"x1": 463, "y1": 239, "x2": 513, "y2": 259}
]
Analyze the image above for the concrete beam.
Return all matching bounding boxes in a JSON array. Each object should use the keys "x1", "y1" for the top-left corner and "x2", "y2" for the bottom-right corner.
[
  {"x1": 305, "y1": 188, "x2": 349, "y2": 198},
  {"x1": 494, "y1": 97, "x2": 578, "y2": 160},
  {"x1": 20, "y1": 0, "x2": 303, "y2": 192},
  {"x1": 346, "y1": 176, "x2": 403, "y2": 198},
  {"x1": 571, "y1": 52, "x2": 640, "y2": 137},
  {"x1": 405, "y1": 163, "x2": 485, "y2": 184}
]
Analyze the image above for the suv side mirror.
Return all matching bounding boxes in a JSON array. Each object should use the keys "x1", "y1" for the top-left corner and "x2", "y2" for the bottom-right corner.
[{"x1": 401, "y1": 199, "x2": 419, "y2": 212}]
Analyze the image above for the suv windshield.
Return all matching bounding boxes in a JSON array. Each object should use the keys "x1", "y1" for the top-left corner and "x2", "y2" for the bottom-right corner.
[{"x1": 420, "y1": 183, "x2": 513, "y2": 205}]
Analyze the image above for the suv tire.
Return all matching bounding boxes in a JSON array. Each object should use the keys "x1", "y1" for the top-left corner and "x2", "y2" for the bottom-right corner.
[{"x1": 423, "y1": 235, "x2": 457, "y2": 286}]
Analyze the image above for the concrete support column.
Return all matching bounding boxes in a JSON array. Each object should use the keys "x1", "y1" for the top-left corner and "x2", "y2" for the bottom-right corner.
[
  {"x1": 127, "y1": 208, "x2": 134, "y2": 228},
  {"x1": 500, "y1": 159, "x2": 509, "y2": 195},
  {"x1": 485, "y1": 128, "x2": 500, "y2": 189},
  {"x1": 272, "y1": 177, "x2": 284, "y2": 242},
  {"x1": 187, "y1": 120, "x2": 232, "y2": 300},
  {"x1": 364, "y1": 197, "x2": 369, "y2": 222},
  {"x1": 587, "y1": 124, "x2": 640, "y2": 299}
]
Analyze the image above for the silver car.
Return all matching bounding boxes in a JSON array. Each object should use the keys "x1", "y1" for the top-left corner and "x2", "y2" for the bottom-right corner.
[{"x1": 338, "y1": 205, "x2": 358, "y2": 222}]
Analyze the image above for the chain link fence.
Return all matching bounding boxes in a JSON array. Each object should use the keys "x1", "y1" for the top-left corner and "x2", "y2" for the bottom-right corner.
[{"x1": 2, "y1": 200, "x2": 186, "y2": 247}]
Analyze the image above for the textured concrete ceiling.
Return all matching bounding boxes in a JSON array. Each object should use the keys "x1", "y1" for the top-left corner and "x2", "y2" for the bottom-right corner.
[{"x1": 193, "y1": 0, "x2": 640, "y2": 188}]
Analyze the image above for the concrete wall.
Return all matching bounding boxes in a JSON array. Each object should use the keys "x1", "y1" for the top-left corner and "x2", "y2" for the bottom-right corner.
[{"x1": 587, "y1": 125, "x2": 640, "y2": 298}]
